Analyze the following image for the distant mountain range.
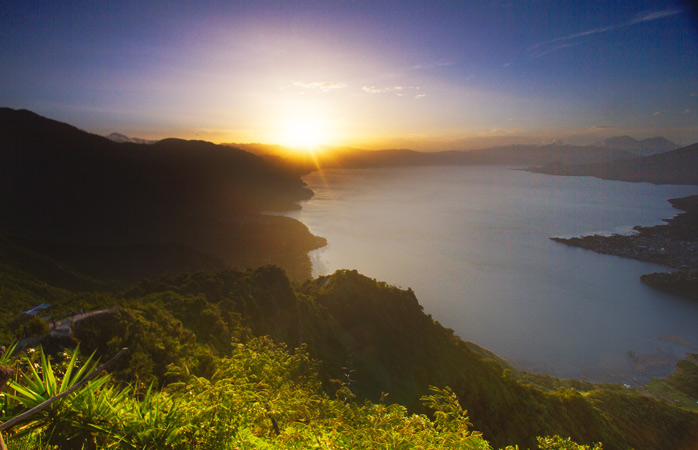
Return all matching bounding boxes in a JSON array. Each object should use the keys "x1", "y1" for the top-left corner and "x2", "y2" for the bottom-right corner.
[
  {"x1": 596, "y1": 135, "x2": 679, "y2": 156},
  {"x1": 0, "y1": 108, "x2": 324, "y2": 280},
  {"x1": 105, "y1": 132, "x2": 157, "y2": 145},
  {"x1": 232, "y1": 142, "x2": 636, "y2": 173},
  {"x1": 528, "y1": 143, "x2": 698, "y2": 185},
  {"x1": 230, "y1": 135, "x2": 685, "y2": 178}
]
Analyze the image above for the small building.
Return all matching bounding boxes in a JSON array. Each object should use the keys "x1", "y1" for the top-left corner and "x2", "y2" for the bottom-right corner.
[{"x1": 20, "y1": 303, "x2": 51, "y2": 316}]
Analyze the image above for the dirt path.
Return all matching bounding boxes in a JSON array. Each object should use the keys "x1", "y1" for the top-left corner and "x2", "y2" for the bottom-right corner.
[{"x1": 48, "y1": 308, "x2": 119, "y2": 338}]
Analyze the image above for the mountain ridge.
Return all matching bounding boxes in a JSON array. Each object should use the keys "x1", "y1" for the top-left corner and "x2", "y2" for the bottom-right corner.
[
  {"x1": 598, "y1": 135, "x2": 679, "y2": 156},
  {"x1": 106, "y1": 132, "x2": 157, "y2": 144},
  {"x1": 0, "y1": 107, "x2": 324, "y2": 280},
  {"x1": 231, "y1": 142, "x2": 635, "y2": 173},
  {"x1": 528, "y1": 143, "x2": 698, "y2": 185}
]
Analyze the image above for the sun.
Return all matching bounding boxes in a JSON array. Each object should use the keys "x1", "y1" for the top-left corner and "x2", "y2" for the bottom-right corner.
[{"x1": 278, "y1": 116, "x2": 331, "y2": 151}]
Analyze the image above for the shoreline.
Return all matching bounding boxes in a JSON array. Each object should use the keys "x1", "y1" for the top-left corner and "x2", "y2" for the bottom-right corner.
[{"x1": 550, "y1": 195, "x2": 698, "y2": 299}]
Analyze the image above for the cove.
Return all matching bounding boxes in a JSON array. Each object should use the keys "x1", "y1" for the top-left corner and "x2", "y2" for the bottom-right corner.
[{"x1": 282, "y1": 165, "x2": 698, "y2": 383}]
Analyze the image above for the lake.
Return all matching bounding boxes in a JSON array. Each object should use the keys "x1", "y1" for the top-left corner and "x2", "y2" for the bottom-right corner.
[{"x1": 281, "y1": 166, "x2": 698, "y2": 383}]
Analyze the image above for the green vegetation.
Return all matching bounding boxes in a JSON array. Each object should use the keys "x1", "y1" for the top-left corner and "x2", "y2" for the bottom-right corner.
[
  {"x1": 1, "y1": 340, "x2": 604, "y2": 450},
  {"x1": 666, "y1": 354, "x2": 698, "y2": 400},
  {"x1": 0, "y1": 239, "x2": 697, "y2": 449}
]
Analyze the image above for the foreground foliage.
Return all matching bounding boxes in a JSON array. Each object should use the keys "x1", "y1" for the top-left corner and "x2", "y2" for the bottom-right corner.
[{"x1": 0, "y1": 340, "x2": 503, "y2": 449}]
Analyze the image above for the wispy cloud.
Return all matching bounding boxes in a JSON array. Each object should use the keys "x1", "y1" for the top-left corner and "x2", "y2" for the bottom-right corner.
[
  {"x1": 362, "y1": 85, "x2": 422, "y2": 97},
  {"x1": 291, "y1": 81, "x2": 347, "y2": 92},
  {"x1": 685, "y1": 109, "x2": 693, "y2": 114},
  {"x1": 362, "y1": 85, "x2": 387, "y2": 94},
  {"x1": 481, "y1": 127, "x2": 523, "y2": 136},
  {"x1": 528, "y1": 9, "x2": 681, "y2": 58},
  {"x1": 409, "y1": 61, "x2": 455, "y2": 70},
  {"x1": 690, "y1": 93, "x2": 698, "y2": 97},
  {"x1": 593, "y1": 125, "x2": 616, "y2": 129},
  {"x1": 630, "y1": 9, "x2": 681, "y2": 24},
  {"x1": 529, "y1": 42, "x2": 580, "y2": 58}
]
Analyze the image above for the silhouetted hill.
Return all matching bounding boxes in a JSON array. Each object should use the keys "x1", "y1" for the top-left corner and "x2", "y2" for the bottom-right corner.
[
  {"x1": 599, "y1": 135, "x2": 679, "y2": 156},
  {"x1": 0, "y1": 108, "x2": 324, "y2": 279},
  {"x1": 231, "y1": 142, "x2": 632, "y2": 172},
  {"x1": 105, "y1": 132, "x2": 157, "y2": 144},
  {"x1": 528, "y1": 143, "x2": 698, "y2": 185},
  {"x1": 6, "y1": 235, "x2": 228, "y2": 284}
]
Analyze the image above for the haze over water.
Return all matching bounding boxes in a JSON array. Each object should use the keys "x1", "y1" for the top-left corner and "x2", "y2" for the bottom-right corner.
[{"x1": 283, "y1": 166, "x2": 698, "y2": 383}]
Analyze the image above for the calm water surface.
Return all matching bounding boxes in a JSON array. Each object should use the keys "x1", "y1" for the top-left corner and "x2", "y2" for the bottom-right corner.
[{"x1": 282, "y1": 166, "x2": 698, "y2": 383}]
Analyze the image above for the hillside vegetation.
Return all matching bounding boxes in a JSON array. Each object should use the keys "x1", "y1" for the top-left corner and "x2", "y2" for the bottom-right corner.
[{"x1": 1, "y1": 240, "x2": 697, "y2": 449}]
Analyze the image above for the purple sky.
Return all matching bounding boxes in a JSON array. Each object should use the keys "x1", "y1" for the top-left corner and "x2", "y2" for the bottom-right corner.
[{"x1": 1, "y1": 0, "x2": 697, "y2": 149}]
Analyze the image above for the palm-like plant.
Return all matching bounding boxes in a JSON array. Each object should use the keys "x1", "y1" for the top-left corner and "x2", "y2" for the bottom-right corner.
[{"x1": 3, "y1": 347, "x2": 121, "y2": 449}]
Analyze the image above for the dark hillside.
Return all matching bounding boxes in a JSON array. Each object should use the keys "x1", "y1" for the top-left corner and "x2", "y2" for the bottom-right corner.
[{"x1": 0, "y1": 108, "x2": 323, "y2": 279}]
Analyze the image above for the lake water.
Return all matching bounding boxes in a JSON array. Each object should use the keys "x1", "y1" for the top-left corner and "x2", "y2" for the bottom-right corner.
[{"x1": 281, "y1": 166, "x2": 698, "y2": 383}]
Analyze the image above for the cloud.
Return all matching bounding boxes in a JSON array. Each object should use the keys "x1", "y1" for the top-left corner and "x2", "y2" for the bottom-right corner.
[
  {"x1": 529, "y1": 42, "x2": 580, "y2": 58},
  {"x1": 653, "y1": 110, "x2": 665, "y2": 115},
  {"x1": 292, "y1": 81, "x2": 347, "y2": 92},
  {"x1": 685, "y1": 109, "x2": 693, "y2": 114},
  {"x1": 409, "y1": 61, "x2": 455, "y2": 70},
  {"x1": 528, "y1": 9, "x2": 681, "y2": 57},
  {"x1": 414, "y1": 94, "x2": 427, "y2": 99},
  {"x1": 362, "y1": 85, "x2": 386, "y2": 94},
  {"x1": 362, "y1": 85, "x2": 423, "y2": 97},
  {"x1": 630, "y1": 9, "x2": 681, "y2": 24},
  {"x1": 481, "y1": 127, "x2": 524, "y2": 136},
  {"x1": 691, "y1": 93, "x2": 698, "y2": 97},
  {"x1": 592, "y1": 125, "x2": 616, "y2": 129}
]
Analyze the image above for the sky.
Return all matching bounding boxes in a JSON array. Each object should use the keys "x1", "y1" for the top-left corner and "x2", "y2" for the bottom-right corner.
[{"x1": 1, "y1": 0, "x2": 697, "y2": 150}]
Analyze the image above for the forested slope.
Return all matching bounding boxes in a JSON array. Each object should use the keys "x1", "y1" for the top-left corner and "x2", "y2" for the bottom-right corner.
[
  {"x1": 1, "y1": 239, "x2": 696, "y2": 449},
  {"x1": 0, "y1": 108, "x2": 325, "y2": 280}
]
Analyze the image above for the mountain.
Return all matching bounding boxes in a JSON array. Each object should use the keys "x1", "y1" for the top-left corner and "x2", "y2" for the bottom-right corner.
[
  {"x1": 441, "y1": 144, "x2": 632, "y2": 166},
  {"x1": 528, "y1": 143, "x2": 698, "y2": 185},
  {"x1": 231, "y1": 142, "x2": 633, "y2": 172},
  {"x1": 599, "y1": 135, "x2": 679, "y2": 156},
  {"x1": 0, "y1": 108, "x2": 324, "y2": 280},
  {"x1": 105, "y1": 132, "x2": 157, "y2": 144}
]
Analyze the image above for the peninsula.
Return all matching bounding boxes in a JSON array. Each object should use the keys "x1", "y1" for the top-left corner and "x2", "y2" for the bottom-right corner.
[{"x1": 551, "y1": 196, "x2": 698, "y2": 299}]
